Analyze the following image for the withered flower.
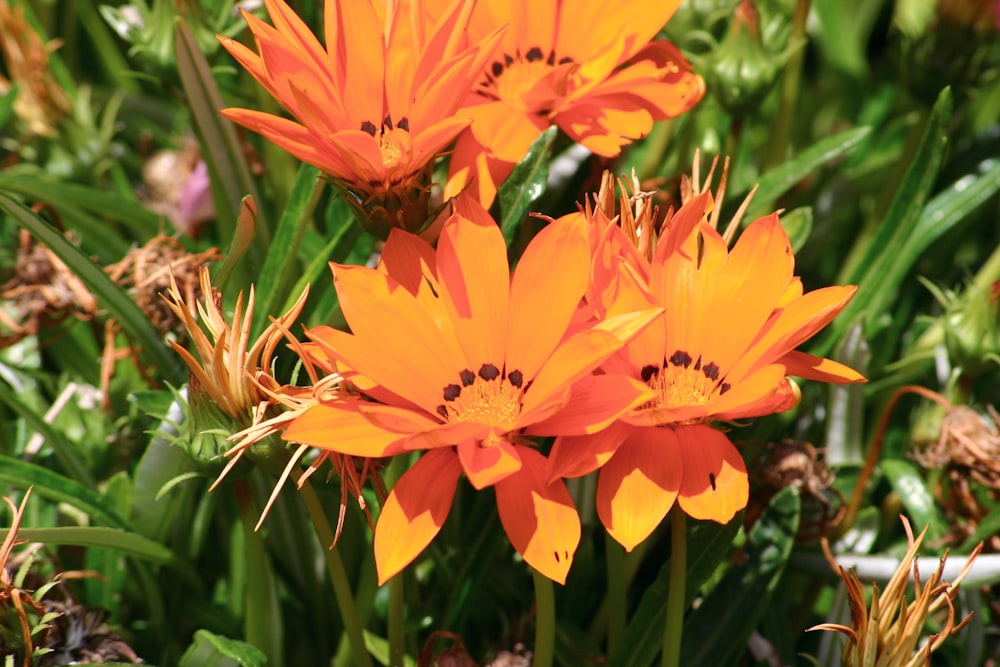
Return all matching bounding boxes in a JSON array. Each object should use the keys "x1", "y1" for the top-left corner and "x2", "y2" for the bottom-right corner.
[{"x1": 811, "y1": 519, "x2": 982, "y2": 666}]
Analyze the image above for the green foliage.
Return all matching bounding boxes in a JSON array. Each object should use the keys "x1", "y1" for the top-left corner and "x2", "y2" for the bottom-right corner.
[{"x1": 1, "y1": 0, "x2": 999, "y2": 665}]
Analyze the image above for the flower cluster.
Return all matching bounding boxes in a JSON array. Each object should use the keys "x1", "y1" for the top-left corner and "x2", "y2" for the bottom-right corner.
[
  {"x1": 207, "y1": 0, "x2": 864, "y2": 587},
  {"x1": 219, "y1": 0, "x2": 702, "y2": 235}
]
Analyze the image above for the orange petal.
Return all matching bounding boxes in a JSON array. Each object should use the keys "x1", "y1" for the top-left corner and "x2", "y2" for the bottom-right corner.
[
  {"x1": 379, "y1": 226, "x2": 438, "y2": 296},
  {"x1": 523, "y1": 374, "x2": 653, "y2": 436},
  {"x1": 327, "y1": 263, "x2": 465, "y2": 414},
  {"x1": 546, "y1": 421, "x2": 631, "y2": 481},
  {"x1": 701, "y1": 214, "x2": 795, "y2": 375},
  {"x1": 780, "y1": 350, "x2": 866, "y2": 384},
  {"x1": 457, "y1": 437, "x2": 523, "y2": 489},
  {"x1": 675, "y1": 425, "x2": 748, "y2": 524},
  {"x1": 708, "y1": 363, "x2": 788, "y2": 420},
  {"x1": 519, "y1": 328, "x2": 627, "y2": 420},
  {"x1": 219, "y1": 109, "x2": 354, "y2": 178},
  {"x1": 437, "y1": 209, "x2": 510, "y2": 369},
  {"x1": 465, "y1": 99, "x2": 550, "y2": 163},
  {"x1": 555, "y1": 101, "x2": 655, "y2": 157},
  {"x1": 506, "y1": 215, "x2": 590, "y2": 380},
  {"x1": 444, "y1": 128, "x2": 511, "y2": 207},
  {"x1": 728, "y1": 285, "x2": 858, "y2": 381},
  {"x1": 494, "y1": 447, "x2": 581, "y2": 584},
  {"x1": 374, "y1": 448, "x2": 462, "y2": 584},
  {"x1": 596, "y1": 426, "x2": 682, "y2": 552},
  {"x1": 282, "y1": 402, "x2": 403, "y2": 456}
]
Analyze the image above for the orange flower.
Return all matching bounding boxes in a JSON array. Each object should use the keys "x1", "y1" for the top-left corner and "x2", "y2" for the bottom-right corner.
[
  {"x1": 218, "y1": 0, "x2": 503, "y2": 235},
  {"x1": 547, "y1": 193, "x2": 866, "y2": 551},
  {"x1": 281, "y1": 202, "x2": 661, "y2": 583},
  {"x1": 438, "y1": 0, "x2": 705, "y2": 206}
]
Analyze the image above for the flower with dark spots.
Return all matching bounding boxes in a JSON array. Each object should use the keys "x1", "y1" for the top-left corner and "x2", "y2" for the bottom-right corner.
[
  {"x1": 547, "y1": 189, "x2": 865, "y2": 551},
  {"x1": 435, "y1": 0, "x2": 706, "y2": 207},
  {"x1": 282, "y1": 202, "x2": 662, "y2": 584}
]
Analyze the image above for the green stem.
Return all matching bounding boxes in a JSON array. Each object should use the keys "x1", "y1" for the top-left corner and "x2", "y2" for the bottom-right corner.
[
  {"x1": 532, "y1": 568, "x2": 556, "y2": 667},
  {"x1": 606, "y1": 534, "x2": 627, "y2": 655},
  {"x1": 661, "y1": 509, "x2": 687, "y2": 667},
  {"x1": 764, "y1": 0, "x2": 811, "y2": 170},
  {"x1": 388, "y1": 573, "x2": 405, "y2": 667},
  {"x1": 297, "y1": 477, "x2": 374, "y2": 667}
]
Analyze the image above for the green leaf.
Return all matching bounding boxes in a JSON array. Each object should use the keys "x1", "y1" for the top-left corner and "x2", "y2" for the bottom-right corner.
[
  {"x1": 744, "y1": 126, "x2": 871, "y2": 220},
  {"x1": 0, "y1": 526, "x2": 173, "y2": 564},
  {"x1": 680, "y1": 487, "x2": 801, "y2": 667},
  {"x1": 0, "y1": 194, "x2": 186, "y2": 386},
  {"x1": 780, "y1": 206, "x2": 812, "y2": 253},
  {"x1": 179, "y1": 630, "x2": 268, "y2": 667},
  {"x1": 251, "y1": 164, "x2": 324, "y2": 336},
  {"x1": 607, "y1": 517, "x2": 742, "y2": 667},
  {"x1": 175, "y1": 19, "x2": 268, "y2": 263},
  {"x1": 881, "y1": 459, "x2": 948, "y2": 542},
  {"x1": 364, "y1": 630, "x2": 416, "y2": 667},
  {"x1": 214, "y1": 195, "x2": 259, "y2": 289},
  {"x1": 498, "y1": 127, "x2": 558, "y2": 247},
  {"x1": 816, "y1": 89, "x2": 961, "y2": 354},
  {"x1": 0, "y1": 455, "x2": 127, "y2": 525},
  {"x1": 0, "y1": 385, "x2": 96, "y2": 489},
  {"x1": 959, "y1": 505, "x2": 1000, "y2": 553},
  {"x1": 0, "y1": 173, "x2": 163, "y2": 239}
]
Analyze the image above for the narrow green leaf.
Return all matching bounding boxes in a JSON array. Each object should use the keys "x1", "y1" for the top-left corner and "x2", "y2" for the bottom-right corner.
[
  {"x1": 252, "y1": 164, "x2": 324, "y2": 336},
  {"x1": 607, "y1": 517, "x2": 741, "y2": 667},
  {"x1": 681, "y1": 487, "x2": 801, "y2": 667},
  {"x1": 0, "y1": 526, "x2": 173, "y2": 564},
  {"x1": 0, "y1": 455, "x2": 120, "y2": 523},
  {"x1": 780, "y1": 206, "x2": 813, "y2": 253},
  {"x1": 0, "y1": 83, "x2": 17, "y2": 128},
  {"x1": 0, "y1": 194, "x2": 186, "y2": 386},
  {"x1": 881, "y1": 459, "x2": 949, "y2": 541},
  {"x1": 175, "y1": 19, "x2": 268, "y2": 260},
  {"x1": 744, "y1": 126, "x2": 871, "y2": 220},
  {"x1": 238, "y1": 482, "x2": 284, "y2": 665},
  {"x1": 214, "y1": 195, "x2": 258, "y2": 289},
  {"x1": 498, "y1": 127, "x2": 557, "y2": 246},
  {"x1": 817, "y1": 89, "x2": 957, "y2": 354},
  {"x1": 179, "y1": 630, "x2": 268, "y2": 667},
  {"x1": 0, "y1": 386, "x2": 95, "y2": 489},
  {"x1": 364, "y1": 630, "x2": 416, "y2": 667},
  {"x1": 959, "y1": 506, "x2": 1000, "y2": 553}
]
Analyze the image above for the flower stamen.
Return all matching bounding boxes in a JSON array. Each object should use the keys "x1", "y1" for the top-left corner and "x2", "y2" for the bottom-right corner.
[
  {"x1": 436, "y1": 363, "x2": 525, "y2": 434},
  {"x1": 480, "y1": 46, "x2": 575, "y2": 109},
  {"x1": 641, "y1": 349, "x2": 731, "y2": 411}
]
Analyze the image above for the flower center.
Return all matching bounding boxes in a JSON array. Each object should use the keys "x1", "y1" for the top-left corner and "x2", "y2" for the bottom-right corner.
[
  {"x1": 640, "y1": 349, "x2": 731, "y2": 410},
  {"x1": 481, "y1": 46, "x2": 574, "y2": 110},
  {"x1": 360, "y1": 115, "x2": 410, "y2": 168},
  {"x1": 436, "y1": 363, "x2": 527, "y2": 442}
]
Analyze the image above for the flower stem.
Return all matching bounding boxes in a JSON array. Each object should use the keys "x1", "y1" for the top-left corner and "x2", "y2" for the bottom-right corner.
[
  {"x1": 606, "y1": 533, "x2": 627, "y2": 654},
  {"x1": 661, "y1": 509, "x2": 687, "y2": 667},
  {"x1": 296, "y1": 477, "x2": 374, "y2": 667},
  {"x1": 764, "y1": 0, "x2": 811, "y2": 170},
  {"x1": 388, "y1": 573, "x2": 405, "y2": 667},
  {"x1": 532, "y1": 567, "x2": 556, "y2": 667}
]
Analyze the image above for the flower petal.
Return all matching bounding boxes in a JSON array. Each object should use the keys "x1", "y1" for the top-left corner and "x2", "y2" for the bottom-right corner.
[
  {"x1": 524, "y1": 373, "x2": 653, "y2": 436},
  {"x1": 780, "y1": 349, "x2": 866, "y2": 384},
  {"x1": 675, "y1": 425, "x2": 748, "y2": 524},
  {"x1": 457, "y1": 437, "x2": 523, "y2": 489},
  {"x1": 495, "y1": 447, "x2": 581, "y2": 584},
  {"x1": 374, "y1": 448, "x2": 462, "y2": 584},
  {"x1": 437, "y1": 209, "x2": 510, "y2": 370},
  {"x1": 596, "y1": 426, "x2": 681, "y2": 551},
  {"x1": 282, "y1": 401, "x2": 403, "y2": 457},
  {"x1": 546, "y1": 420, "x2": 631, "y2": 481},
  {"x1": 506, "y1": 216, "x2": 590, "y2": 381},
  {"x1": 325, "y1": 263, "x2": 465, "y2": 413}
]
